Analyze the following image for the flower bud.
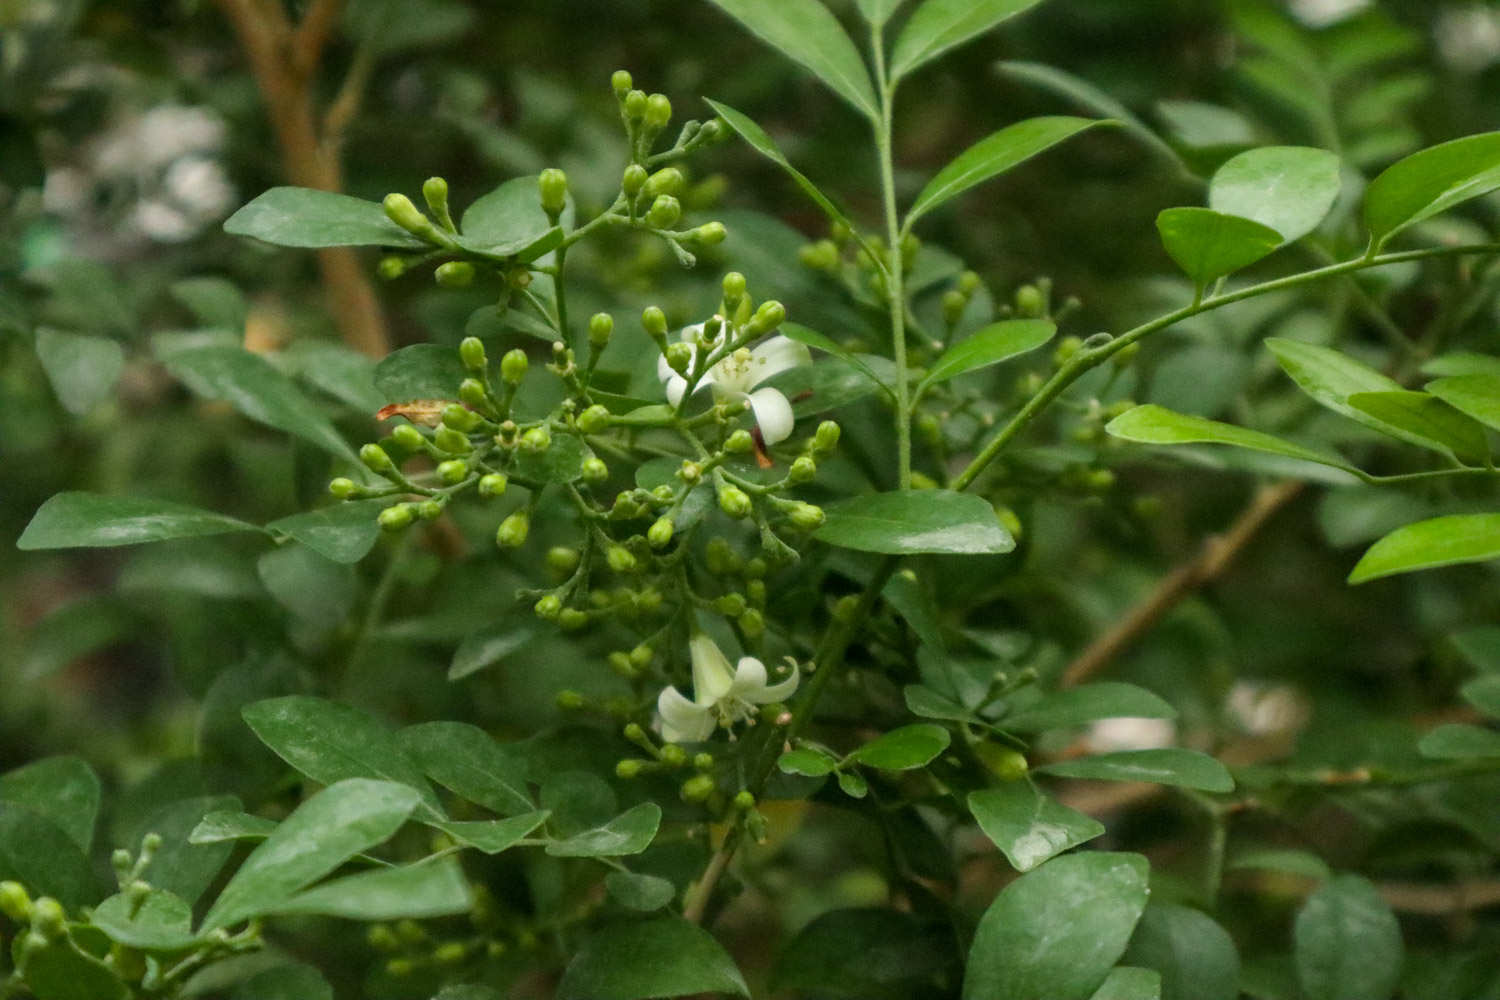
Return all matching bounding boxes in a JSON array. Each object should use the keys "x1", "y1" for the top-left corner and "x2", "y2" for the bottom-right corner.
[
  {"x1": 422, "y1": 176, "x2": 451, "y2": 220},
  {"x1": 941, "y1": 289, "x2": 967, "y2": 326},
  {"x1": 705, "y1": 537, "x2": 739, "y2": 575},
  {"x1": 459, "y1": 380, "x2": 488, "y2": 410},
  {"x1": 367, "y1": 924, "x2": 400, "y2": 952},
  {"x1": 577, "y1": 404, "x2": 611, "y2": 434},
  {"x1": 718, "y1": 484, "x2": 752, "y2": 519},
  {"x1": 623, "y1": 89, "x2": 647, "y2": 120},
  {"x1": 383, "y1": 193, "x2": 435, "y2": 238},
  {"x1": 664, "y1": 341, "x2": 693, "y2": 375},
  {"x1": 378, "y1": 504, "x2": 415, "y2": 531},
  {"x1": 0, "y1": 881, "x2": 32, "y2": 922},
  {"x1": 611, "y1": 69, "x2": 633, "y2": 95},
  {"x1": 733, "y1": 790, "x2": 756, "y2": 810},
  {"x1": 361, "y1": 443, "x2": 398, "y2": 475},
  {"x1": 724, "y1": 429, "x2": 754, "y2": 454},
  {"x1": 430, "y1": 459, "x2": 465, "y2": 485},
  {"x1": 715, "y1": 593, "x2": 747, "y2": 617},
  {"x1": 496, "y1": 511, "x2": 530, "y2": 548},
  {"x1": 546, "y1": 546, "x2": 580, "y2": 575},
  {"x1": 459, "y1": 336, "x2": 487, "y2": 372},
  {"x1": 659, "y1": 744, "x2": 688, "y2": 768},
  {"x1": 833, "y1": 594, "x2": 861, "y2": 624},
  {"x1": 799, "y1": 239, "x2": 840, "y2": 271},
  {"x1": 958, "y1": 270, "x2": 982, "y2": 295},
  {"x1": 641, "y1": 305, "x2": 669, "y2": 343},
  {"x1": 329, "y1": 477, "x2": 358, "y2": 499},
  {"x1": 606, "y1": 545, "x2": 638, "y2": 574},
  {"x1": 501, "y1": 348, "x2": 529, "y2": 385},
  {"x1": 377, "y1": 256, "x2": 408, "y2": 280},
  {"x1": 434, "y1": 941, "x2": 468, "y2": 965},
  {"x1": 677, "y1": 460, "x2": 702, "y2": 484},
  {"x1": 558, "y1": 608, "x2": 589, "y2": 631},
  {"x1": 1015, "y1": 283, "x2": 1045, "y2": 317},
  {"x1": 738, "y1": 607, "x2": 765, "y2": 638},
  {"x1": 975, "y1": 743, "x2": 1029, "y2": 781},
  {"x1": 681, "y1": 774, "x2": 716, "y2": 802},
  {"x1": 788, "y1": 501, "x2": 825, "y2": 530},
  {"x1": 646, "y1": 194, "x2": 682, "y2": 229},
  {"x1": 644, "y1": 93, "x2": 672, "y2": 130},
  {"x1": 746, "y1": 299, "x2": 786, "y2": 335},
  {"x1": 582, "y1": 457, "x2": 609, "y2": 482},
  {"x1": 442, "y1": 404, "x2": 481, "y2": 432},
  {"x1": 721, "y1": 271, "x2": 747, "y2": 311},
  {"x1": 813, "y1": 420, "x2": 841, "y2": 453},
  {"x1": 647, "y1": 516, "x2": 675, "y2": 549},
  {"x1": 387, "y1": 424, "x2": 422, "y2": 453},
  {"x1": 643, "y1": 167, "x2": 685, "y2": 200},
  {"x1": 616, "y1": 759, "x2": 645, "y2": 779},
  {"x1": 1053, "y1": 335, "x2": 1083, "y2": 368},
  {"x1": 588, "y1": 312, "x2": 614, "y2": 347},
  {"x1": 623, "y1": 163, "x2": 649, "y2": 198},
  {"x1": 829, "y1": 219, "x2": 852, "y2": 246},
  {"x1": 690, "y1": 222, "x2": 727, "y2": 246},
  {"x1": 416, "y1": 499, "x2": 443, "y2": 520},
  {"x1": 629, "y1": 644, "x2": 654, "y2": 668},
  {"x1": 435, "y1": 261, "x2": 474, "y2": 288},
  {"x1": 520, "y1": 426, "x2": 551, "y2": 453},
  {"x1": 30, "y1": 897, "x2": 65, "y2": 939},
  {"x1": 788, "y1": 456, "x2": 817, "y2": 484},
  {"x1": 434, "y1": 427, "x2": 472, "y2": 454},
  {"x1": 476, "y1": 473, "x2": 507, "y2": 499},
  {"x1": 538, "y1": 168, "x2": 569, "y2": 219},
  {"x1": 534, "y1": 594, "x2": 562, "y2": 620}
]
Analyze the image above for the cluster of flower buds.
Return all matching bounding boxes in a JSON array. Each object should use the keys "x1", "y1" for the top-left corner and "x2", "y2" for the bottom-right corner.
[
  {"x1": 799, "y1": 221, "x2": 921, "y2": 304},
  {"x1": 368, "y1": 905, "x2": 520, "y2": 979}
]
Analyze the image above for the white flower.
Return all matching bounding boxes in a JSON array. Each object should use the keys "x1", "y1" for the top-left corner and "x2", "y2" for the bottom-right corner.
[
  {"x1": 1082, "y1": 716, "x2": 1177, "y2": 753},
  {"x1": 657, "y1": 320, "x2": 810, "y2": 445},
  {"x1": 656, "y1": 633, "x2": 799, "y2": 742}
]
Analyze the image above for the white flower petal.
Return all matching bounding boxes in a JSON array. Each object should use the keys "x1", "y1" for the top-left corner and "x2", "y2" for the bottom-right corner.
[
  {"x1": 657, "y1": 353, "x2": 675, "y2": 383},
  {"x1": 751, "y1": 661, "x2": 800, "y2": 704},
  {"x1": 689, "y1": 632, "x2": 736, "y2": 704},
  {"x1": 747, "y1": 386, "x2": 795, "y2": 445},
  {"x1": 748, "y1": 335, "x2": 812, "y2": 386},
  {"x1": 728, "y1": 656, "x2": 768, "y2": 697},
  {"x1": 658, "y1": 685, "x2": 715, "y2": 743},
  {"x1": 665, "y1": 374, "x2": 688, "y2": 407}
]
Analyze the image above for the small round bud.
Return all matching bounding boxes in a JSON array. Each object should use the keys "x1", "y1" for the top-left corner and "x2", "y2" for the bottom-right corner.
[
  {"x1": 1015, "y1": 284, "x2": 1045, "y2": 317},
  {"x1": 606, "y1": 545, "x2": 638, "y2": 574},
  {"x1": 644, "y1": 93, "x2": 672, "y2": 129},
  {"x1": 588, "y1": 312, "x2": 614, "y2": 347},
  {"x1": 386, "y1": 958, "x2": 416, "y2": 978},
  {"x1": 975, "y1": 744, "x2": 1029, "y2": 781},
  {"x1": 787, "y1": 502, "x2": 825, "y2": 531},
  {"x1": 377, "y1": 256, "x2": 407, "y2": 280},
  {"x1": 378, "y1": 504, "x2": 415, "y2": 531},
  {"x1": 611, "y1": 70, "x2": 633, "y2": 95},
  {"x1": 705, "y1": 537, "x2": 739, "y2": 575},
  {"x1": 434, "y1": 941, "x2": 468, "y2": 965},
  {"x1": 582, "y1": 457, "x2": 609, "y2": 482},
  {"x1": 798, "y1": 239, "x2": 840, "y2": 271},
  {"x1": 416, "y1": 499, "x2": 443, "y2": 520},
  {"x1": 360, "y1": 443, "x2": 396, "y2": 474},
  {"x1": 367, "y1": 924, "x2": 401, "y2": 952},
  {"x1": 434, "y1": 427, "x2": 472, "y2": 454},
  {"x1": 646, "y1": 194, "x2": 682, "y2": 229},
  {"x1": 743, "y1": 557, "x2": 767, "y2": 580},
  {"x1": 665, "y1": 341, "x2": 693, "y2": 375},
  {"x1": 643, "y1": 167, "x2": 685, "y2": 199},
  {"x1": 738, "y1": 607, "x2": 765, "y2": 638},
  {"x1": 558, "y1": 608, "x2": 589, "y2": 631},
  {"x1": 496, "y1": 511, "x2": 530, "y2": 548},
  {"x1": 459, "y1": 336, "x2": 487, "y2": 372},
  {"x1": 501, "y1": 348, "x2": 529, "y2": 385},
  {"x1": 534, "y1": 594, "x2": 562, "y2": 620},
  {"x1": 788, "y1": 456, "x2": 817, "y2": 484},
  {"x1": 616, "y1": 759, "x2": 645, "y2": 779},
  {"x1": 813, "y1": 420, "x2": 841, "y2": 453},
  {"x1": 681, "y1": 774, "x2": 716, "y2": 802},
  {"x1": 391, "y1": 423, "x2": 425, "y2": 452},
  {"x1": 623, "y1": 164, "x2": 649, "y2": 198},
  {"x1": 691, "y1": 221, "x2": 727, "y2": 246},
  {"x1": 733, "y1": 790, "x2": 756, "y2": 810},
  {"x1": 661, "y1": 744, "x2": 688, "y2": 766},
  {"x1": 112, "y1": 848, "x2": 132, "y2": 876},
  {"x1": 31, "y1": 897, "x2": 65, "y2": 939},
  {"x1": 647, "y1": 516, "x2": 675, "y2": 549},
  {"x1": 442, "y1": 403, "x2": 481, "y2": 432},
  {"x1": 383, "y1": 193, "x2": 433, "y2": 237},
  {"x1": 641, "y1": 306, "x2": 669, "y2": 342},
  {"x1": 624, "y1": 89, "x2": 648, "y2": 120},
  {"x1": 629, "y1": 644, "x2": 654, "y2": 668},
  {"x1": 520, "y1": 426, "x2": 552, "y2": 452},
  {"x1": 435, "y1": 261, "x2": 474, "y2": 288},
  {"x1": 1053, "y1": 335, "x2": 1083, "y2": 368},
  {"x1": 746, "y1": 299, "x2": 786, "y2": 335},
  {"x1": 0, "y1": 881, "x2": 32, "y2": 922},
  {"x1": 478, "y1": 473, "x2": 508, "y2": 498},
  {"x1": 678, "y1": 460, "x2": 702, "y2": 484},
  {"x1": 436, "y1": 459, "x2": 468, "y2": 485},
  {"x1": 941, "y1": 289, "x2": 968, "y2": 326},
  {"x1": 693, "y1": 752, "x2": 714, "y2": 772},
  {"x1": 608, "y1": 651, "x2": 637, "y2": 677},
  {"x1": 718, "y1": 484, "x2": 752, "y2": 519},
  {"x1": 577, "y1": 404, "x2": 612, "y2": 434},
  {"x1": 422, "y1": 175, "x2": 449, "y2": 213},
  {"x1": 460, "y1": 379, "x2": 488, "y2": 409},
  {"x1": 651, "y1": 484, "x2": 675, "y2": 503},
  {"x1": 1086, "y1": 468, "x2": 1116, "y2": 492},
  {"x1": 832, "y1": 594, "x2": 862, "y2": 624},
  {"x1": 546, "y1": 546, "x2": 581, "y2": 574},
  {"x1": 329, "y1": 477, "x2": 358, "y2": 499},
  {"x1": 721, "y1": 271, "x2": 747, "y2": 308},
  {"x1": 958, "y1": 270, "x2": 982, "y2": 295},
  {"x1": 538, "y1": 168, "x2": 569, "y2": 218},
  {"x1": 715, "y1": 592, "x2": 747, "y2": 617}
]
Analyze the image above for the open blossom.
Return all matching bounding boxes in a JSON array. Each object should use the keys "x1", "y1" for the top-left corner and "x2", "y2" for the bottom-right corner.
[
  {"x1": 657, "y1": 632, "x2": 799, "y2": 742},
  {"x1": 657, "y1": 320, "x2": 810, "y2": 445}
]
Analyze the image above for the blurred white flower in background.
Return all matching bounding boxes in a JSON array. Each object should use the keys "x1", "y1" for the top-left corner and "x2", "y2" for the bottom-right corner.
[
  {"x1": 1227, "y1": 681, "x2": 1310, "y2": 736},
  {"x1": 1288, "y1": 0, "x2": 1371, "y2": 28},
  {"x1": 1082, "y1": 716, "x2": 1177, "y2": 754},
  {"x1": 1436, "y1": 5, "x2": 1500, "y2": 72}
]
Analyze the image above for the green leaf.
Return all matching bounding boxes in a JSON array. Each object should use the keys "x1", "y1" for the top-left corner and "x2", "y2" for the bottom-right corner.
[
  {"x1": 161, "y1": 346, "x2": 356, "y2": 460},
  {"x1": 279, "y1": 339, "x2": 384, "y2": 413},
  {"x1": 268, "y1": 858, "x2": 471, "y2": 920},
  {"x1": 1293, "y1": 874, "x2": 1403, "y2": 1000},
  {"x1": 229, "y1": 964, "x2": 333, "y2": 1000},
  {"x1": 1422, "y1": 351, "x2": 1500, "y2": 378},
  {"x1": 1364, "y1": 131, "x2": 1500, "y2": 248},
  {"x1": 1461, "y1": 675, "x2": 1500, "y2": 718},
  {"x1": 17, "y1": 492, "x2": 260, "y2": 550},
  {"x1": 128, "y1": 794, "x2": 241, "y2": 907},
  {"x1": 1156, "y1": 207, "x2": 1283, "y2": 287},
  {"x1": 780, "y1": 322, "x2": 891, "y2": 390},
  {"x1": 224, "y1": 187, "x2": 427, "y2": 249},
  {"x1": 706, "y1": 0, "x2": 878, "y2": 120},
  {"x1": 91, "y1": 889, "x2": 199, "y2": 952},
  {"x1": 908, "y1": 118, "x2": 1105, "y2": 226},
  {"x1": 1208, "y1": 146, "x2": 1342, "y2": 243},
  {"x1": 257, "y1": 544, "x2": 356, "y2": 626},
  {"x1": 1345, "y1": 390, "x2": 1490, "y2": 464},
  {"x1": 904, "y1": 684, "x2": 977, "y2": 722},
  {"x1": 763, "y1": 353, "x2": 899, "y2": 417},
  {"x1": 847, "y1": 724, "x2": 952, "y2": 770},
  {"x1": 890, "y1": 0, "x2": 1043, "y2": 82},
  {"x1": 266, "y1": 501, "x2": 384, "y2": 564},
  {"x1": 964, "y1": 852, "x2": 1151, "y2": 1000},
  {"x1": 817, "y1": 489, "x2": 1016, "y2": 555},
  {"x1": 1000, "y1": 682, "x2": 1177, "y2": 733},
  {"x1": 1106, "y1": 404, "x2": 1355, "y2": 474},
  {"x1": 375, "y1": 343, "x2": 466, "y2": 403},
  {"x1": 0, "y1": 757, "x2": 99, "y2": 854},
  {"x1": 605, "y1": 872, "x2": 677, "y2": 912},
  {"x1": 704, "y1": 100, "x2": 857, "y2": 233},
  {"x1": 1417, "y1": 723, "x2": 1500, "y2": 760},
  {"x1": 433, "y1": 811, "x2": 549, "y2": 854},
  {"x1": 918, "y1": 319, "x2": 1056, "y2": 391},
  {"x1": 35, "y1": 328, "x2": 124, "y2": 415},
  {"x1": 398, "y1": 721, "x2": 535, "y2": 816},
  {"x1": 1349, "y1": 514, "x2": 1500, "y2": 583},
  {"x1": 1038, "y1": 749, "x2": 1235, "y2": 793},
  {"x1": 778, "y1": 747, "x2": 839, "y2": 777},
  {"x1": 449, "y1": 620, "x2": 546, "y2": 680},
  {"x1": 510, "y1": 430, "x2": 589, "y2": 485},
  {"x1": 17, "y1": 937, "x2": 129, "y2": 1000},
  {"x1": 189, "y1": 810, "x2": 278, "y2": 844},
  {"x1": 18, "y1": 596, "x2": 135, "y2": 682},
  {"x1": 837, "y1": 771, "x2": 870, "y2": 798},
  {"x1": 996, "y1": 61, "x2": 1182, "y2": 171},
  {"x1": 0, "y1": 805, "x2": 96, "y2": 908},
  {"x1": 1427, "y1": 374, "x2": 1500, "y2": 433},
  {"x1": 242, "y1": 696, "x2": 443, "y2": 819},
  {"x1": 853, "y1": 0, "x2": 906, "y2": 27},
  {"x1": 546, "y1": 802, "x2": 661, "y2": 858},
  {"x1": 343, "y1": 0, "x2": 474, "y2": 56},
  {"x1": 558, "y1": 917, "x2": 749, "y2": 999},
  {"x1": 1089, "y1": 968, "x2": 1162, "y2": 1000},
  {"x1": 1228, "y1": 848, "x2": 1331, "y2": 881},
  {"x1": 968, "y1": 782, "x2": 1105, "y2": 872},
  {"x1": 1123, "y1": 903, "x2": 1240, "y2": 1000},
  {"x1": 170, "y1": 276, "x2": 248, "y2": 331},
  {"x1": 458, "y1": 176, "x2": 568, "y2": 257},
  {"x1": 771, "y1": 908, "x2": 955, "y2": 1000},
  {"x1": 200, "y1": 779, "x2": 421, "y2": 932}
]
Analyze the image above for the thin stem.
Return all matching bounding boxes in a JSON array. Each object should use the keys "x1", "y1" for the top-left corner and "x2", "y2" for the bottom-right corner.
[{"x1": 871, "y1": 25, "x2": 912, "y2": 489}]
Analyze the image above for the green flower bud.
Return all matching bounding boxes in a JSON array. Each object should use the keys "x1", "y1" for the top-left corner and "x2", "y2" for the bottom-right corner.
[
  {"x1": 577, "y1": 404, "x2": 611, "y2": 434},
  {"x1": 416, "y1": 499, "x2": 444, "y2": 520},
  {"x1": 941, "y1": 289, "x2": 968, "y2": 326},
  {"x1": 738, "y1": 607, "x2": 765, "y2": 638},
  {"x1": 813, "y1": 420, "x2": 841, "y2": 453},
  {"x1": 646, "y1": 194, "x2": 682, "y2": 229},
  {"x1": 459, "y1": 379, "x2": 488, "y2": 409},
  {"x1": 520, "y1": 426, "x2": 551, "y2": 452},
  {"x1": 437, "y1": 459, "x2": 468, "y2": 484},
  {"x1": 641, "y1": 305, "x2": 668, "y2": 342},
  {"x1": 1053, "y1": 335, "x2": 1083, "y2": 368},
  {"x1": 377, "y1": 256, "x2": 408, "y2": 280},
  {"x1": 715, "y1": 592, "x2": 746, "y2": 617},
  {"x1": 607, "y1": 651, "x2": 637, "y2": 677},
  {"x1": 606, "y1": 545, "x2": 638, "y2": 574},
  {"x1": 690, "y1": 221, "x2": 727, "y2": 246},
  {"x1": 829, "y1": 219, "x2": 852, "y2": 246},
  {"x1": 644, "y1": 93, "x2": 672, "y2": 130},
  {"x1": 622, "y1": 163, "x2": 648, "y2": 198},
  {"x1": 501, "y1": 348, "x2": 529, "y2": 385},
  {"x1": 718, "y1": 484, "x2": 752, "y2": 519},
  {"x1": 459, "y1": 336, "x2": 487, "y2": 372},
  {"x1": 742, "y1": 557, "x2": 767, "y2": 580},
  {"x1": 733, "y1": 790, "x2": 756, "y2": 810},
  {"x1": 442, "y1": 403, "x2": 481, "y2": 432},
  {"x1": 661, "y1": 743, "x2": 688, "y2": 766},
  {"x1": 391, "y1": 423, "x2": 425, "y2": 451},
  {"x1": 434, "y1": 427, "x2": 472, "y2": 454},
  {"x1": 623, "y1": 89, "x2": 647, "y2": 120},
  {"x1": 1015, "y1": 283, "x2": 1045, "y2": 317},
  {"x1": 629, "y1": 644, "x2": 654, "y2": 668},
  {"x1": 705, "y1": 537, "x2": 739, "y2": 575},
  {"x1": 588, "y1": 312, "x2": 614, "y2": 347},
  {"x1": 678, "y1": 460, "x2": 702, "y2": 484},
  {"x1": 645, "y1": 516, "x2": 675, "y2": 549},
  {"x1": 746, "y1": 299, "x2": 786, "y2": 335},
  {"x1": 329, "y1": 477, "x2": 358, "y2": 499},
  {"x1": 651, "y1": 484, "x2": 675, "y2": 503},
  {"x1": 975, "y1": 743, "x2": 1029, "y2": 781},
  {"x1": 507, "y1": 266, "x2": 533, "y2": 289},
  {"x1": 31, "y1": 897, "x2": 65, "y2": 939},
  {"x1": 435, "y1": 261, "x2": 474, "y2": 288},
  {"x1": 396, "y1": 920, "x2": 427, "y2": 944},
  {"x1": 558, "y1": 608, "x2": 589, "y2": 631},
  {"x1": 543, "y1": 547, "x2": 578, "y2": 576},
  {"x1": 665, "y1": 341, "x2": 693, "y2": 375},
  {"x1": 643, "y1": 167, "x2": 685, "y2": 199},
  {"x1": 693, "y1": 752, "x2": 715, "y2": 772},
  {"x1": 434, "y1": 941, "x2": 468, "y2": 965},
  {"x1": 798, "y1": 239, "x2": 840, "y2": 271},
  {"x1": 611, "y1": 69, "x2": 633, "y2": 95},
  {"x1": 538, "y1": 168, "x2": 569, "y2": 219},
  {"x1": 788, "y1": 456, "x2": 817, "y2": 484},
  {"x1": 721, "y1": 271, "x2": 747, "y2": 310},
  {"x1": 422, "y1": 176, "x2": 451, "y2": 223},
  {"x1": 832, "y1": 594, "x2": 861, "y2": 624},
  {"x1": 958, "y1": 270, "x2": 982, "y2": 295},
  {"x1": 383, "y1": 193, "x2": 435, "y2": 238},
  {"x1": 0, "y1": 881, "x2": 32, "y2": 922},
  {"x1": 534, "y1": 594, "x2": 562, "y2": 620},
  {"x1": 616, "y1": 759, "x2": 645, "y2": 779},
  {"x1": 478, "y1": 472, "x2": 508, "y2": 498},
  {"x1": 496, "y1": 511, "x2": 530, "y2": 548},
  {"x1": 1085, "y1": 468, "x2": 1116, "y2": 492},
  {"x1": 360, "y1": 443, "x2": 396, "y2": 474},
  {"x1": 367, "y1": 923, "x2": 401, "y2": 952},
  {"x1": 386, "y1": 958, "x2": 416, "y2": 978},
  {"x1": 788, "y1": 501, "x2": 825, "y2": 530},
  {"x1": 582, "y1": 457, "x2": 609, "y2": 482},
  {"x1": 378, "y1": 504, "x2": 415, "y2": 531},
  {"x1": 681, "y1": 774, "x2": 716, "y2": 802}
]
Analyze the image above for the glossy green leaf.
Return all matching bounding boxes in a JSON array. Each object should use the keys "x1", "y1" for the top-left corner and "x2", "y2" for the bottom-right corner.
[
  {"x1": 1349, "y1": 514, "x2": 1500, "y2": 583},
  {"x1": 704, "y1": 100, "x2": 855, "y2": 232},
  {"x1": 1001, "y1": 683, "x2": 1177, "y2": 733},
  {"x1": 1293, "y1": 874, "x2": 1403, "y2": 1000},
  {"x1": 18, "y1": 937, "x2": 129, "y2": 1000},
  {"x1": 605, "y1": 872, "x2": 677, "y2": 912},
  {"x1": 853, "y1": 0, "x2": 906, "y2": 27},
  {"x1": 1123, "y1": 903, "x2": 1240, "y2": 1000},
  {"x1": 964, "y1": 852, "x2": 1150, "y2": 1000},
  {"x1": 817, "y1": 489, "x2": 1015, "y2": 555},
  {"x1": 904, "y1": 684, "x2": 977, "y2": 722},
  {"x1": 1417, "y1": 723, "x2": 1500, "y2": 760},
  {"x1": 242, "y1": 696, "x2": 443, "y2": 819},
  {"x1": 170, "y1": 276, "x2": 248, "y2": 331},
  {"x1": 0, "y1": 805, "x2": 96, "y2": 908},
  {"x1": 771, "y1": 908, "x2": 955, "y2": 1000},
  {"x1": 558, "y1": 917, "x2": 749, "y2": 999},
  {"x1": 1364, "y1": 131, "x2": 1500, "y2": 248},
  {"x1": 0, "y1": 757, "x2": 99, "y2": 854},
  {"x1": 778, "y1": 747, "x2": 839, "y2": 777},
  {"x1": 1346, "y1": 390, "x2": 1490, "y2": 463},
  {"x1": 918, "y1": 319, "x2": 1056, "y2": 391},
  {"x1": 706, "y1": 0, "x2": 878, "y2": 119},
  {"x1": 225, "y1": 187, "x2": 427, "y2": 248},
  {"x1": 968, "y1": 782, "x2": 1105, "y2": 871},
  {"x1": 1105, "y1": 405, "x2": 1352, "y2": 473},
  {"x1": 161, "y1": 346, "x2": 356, "y2": 460},
  {"x1": 449, "y1": 620, "x2": 546, "y2": 680},
  {"x1": 1461, "y1": 674, "x2": 1500, "y2": 718},
  {"x1": 458, "y1": 175, "x2": 569, "y2": 257},
  {"x1": 279, "y1": 339, "x2": 383, "y2": 413},
  {"x1": 128, "y1": 794, "x2": 241, "y2": 907},
  {"x1": 1038, "y1": 749, "x2": 1235, "y2": 793},
  {"x1": 91, "y1": 889, "x2": 199, "y2": 952},
  {"x1": 200, "y1": 779, "x2": 421, "y2": 931},
  {"x1": 265, "y1": 501, "x2": 385, "y2": 564},
  {"x1": 398, "y1": 721, "x2": 535, "y2": 815},
  {"x1": 848, "y1": 724, "x2": 951, "y2": 770},
  {"x1": 1427, "y1": 374, "x2": 1500, "y2": 432},
  {"x1": 35, "y1": 328, "x2": 124, "y2": 415},
  {"x1": 268, "y1": 858, "x2": 471, "y2": 920},
  {"x1": 1208, "y1": 146, "x2": 1341, "y2": 243},
  {"x1": 189, "y1": 810, "x2": 278, "y2": 844},
  {"x1": 909, "y1": 118, "x2": 1104, "y2": 226},
  {"x1": 1089, "y1": 968, "x2": 1162, "y2": 1000},
  {"x1": 17, "y1": 492, "x2": 259, "y2": 550},
  {"x1": 1422, "y1": 351, "x2": 1500, "y2": 378},
  {"x1": 997, "y1": 61, "x2": 1182, "y2": 170},
  {"x1": 547, "y1": 802, "x2": 661, "y2": 857},
  {"x1": 375, "y1": 343, "x2": 466, "y2": 404},
  {"x1": 433, "y1": 811, "x2": 549, "y2": 854},
  {"x1": 1156, "y1": 207, "x2": 1283, "y2": 287},
  {"x1": 891, "y1": 0, "x2": 1043, "y2": 82}
]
